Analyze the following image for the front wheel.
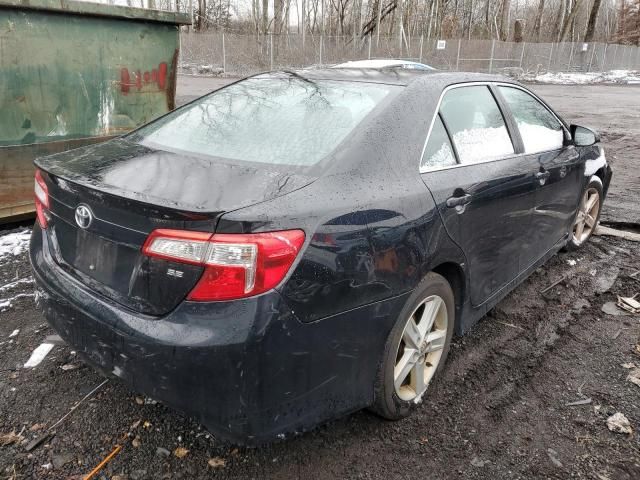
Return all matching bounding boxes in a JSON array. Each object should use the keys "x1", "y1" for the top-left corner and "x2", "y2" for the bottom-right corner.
[
  {"x1": 371, "y1": 272, "x2": 455, "y2": 420},
  {"x1": 567, "y1": 176, "x2": 603, "y2": 250}
]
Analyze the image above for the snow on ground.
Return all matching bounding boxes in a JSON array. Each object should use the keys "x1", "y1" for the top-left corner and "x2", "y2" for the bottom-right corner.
[
  {"x1": 0, "y1": 230, "x2": 32, "y2": 261},
  {"x1": 0, "y1": 293, "x2": 35, "y2": 312},
  {"x1": 0, "y1": 229, "x2": 34, "y2": 312},
  {"x1": 525, "y1": 70, "x2": 640, "y2": 85},
  {"x1": 0, "y1": 278, "x2": 33, "y2": 294}
]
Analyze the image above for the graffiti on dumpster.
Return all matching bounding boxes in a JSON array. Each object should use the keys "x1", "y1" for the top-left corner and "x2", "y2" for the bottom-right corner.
[{"x1": 120, "y1": 62, "x2": 168, "y2": 94}]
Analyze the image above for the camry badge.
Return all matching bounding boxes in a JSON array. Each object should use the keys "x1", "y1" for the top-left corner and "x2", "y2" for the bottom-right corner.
[{"x1": 74, "y1": 204, "x2": 93, "y2": 229}]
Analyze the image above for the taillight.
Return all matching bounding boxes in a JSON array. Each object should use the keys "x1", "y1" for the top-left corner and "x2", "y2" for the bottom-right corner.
[
  {"x1": 34, "y1": 169, "x2": 49, "y2": 229},
  {"x1": 142, "y1": 229, "x2": 305, "y2": 301}
]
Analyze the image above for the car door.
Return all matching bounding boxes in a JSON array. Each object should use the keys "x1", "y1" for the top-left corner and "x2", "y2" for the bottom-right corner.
[
  {"x1": 496, "y1": 85, "x2": 582, "y2": 264},
  {"x1": 419, "y1": 84, "x2": 539, "y2": 307}
]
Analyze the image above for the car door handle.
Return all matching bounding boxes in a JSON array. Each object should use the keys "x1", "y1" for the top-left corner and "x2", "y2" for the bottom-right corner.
[
  {"x1": 535, "y1": 171, "x2": 551, "y2": 185},
  {"x1": 446, "y1": 194, "x2": 472, "y2": 208}
]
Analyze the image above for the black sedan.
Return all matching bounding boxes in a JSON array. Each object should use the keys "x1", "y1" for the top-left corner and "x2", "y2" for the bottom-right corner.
[{"x1": 30, "y1": 69, "x2": 611, "y2": 444}]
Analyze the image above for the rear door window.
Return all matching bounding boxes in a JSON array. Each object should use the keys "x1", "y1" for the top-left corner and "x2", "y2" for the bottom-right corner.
[
  {"x1": 440, "y1": 86, "x2": 514, "y2": 164},
  {"x1": 498, "y1": 86, "x2": 565, "y2": 153},
  {"x1": 421, "y1": 115, "x2": 457, "y2": 170}
]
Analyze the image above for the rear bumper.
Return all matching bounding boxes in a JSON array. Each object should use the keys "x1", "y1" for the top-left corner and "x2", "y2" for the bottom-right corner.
[{"x1": 30, "y1": 225, "x2": 406, "y2": 443}]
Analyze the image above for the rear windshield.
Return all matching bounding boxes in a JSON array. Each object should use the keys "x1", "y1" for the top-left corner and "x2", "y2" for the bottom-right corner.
[{"x1": 133, "y1": 75, "x2": 397, "y2": 166}]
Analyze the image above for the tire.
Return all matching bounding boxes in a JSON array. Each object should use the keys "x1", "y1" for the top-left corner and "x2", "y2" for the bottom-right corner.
[
  {"x1": 371, "y1": 272, "x2": 455, "y2": 420},
  {"x1": 566, "y1": 176, "x2": 603, "y2": 251}
]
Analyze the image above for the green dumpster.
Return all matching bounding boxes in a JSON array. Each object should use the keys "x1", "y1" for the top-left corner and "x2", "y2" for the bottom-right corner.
[{"x1": 0, "y1": 0, "x2": 189, "y2": 221}]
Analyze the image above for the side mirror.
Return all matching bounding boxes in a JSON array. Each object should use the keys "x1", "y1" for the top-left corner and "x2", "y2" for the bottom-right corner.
[{"x1": 570, "y1": 124, "x2": 600, "y2": 146}]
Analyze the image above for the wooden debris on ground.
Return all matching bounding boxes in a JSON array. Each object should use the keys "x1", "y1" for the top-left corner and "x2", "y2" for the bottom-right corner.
[{"x1": 617, "y1": 294, "x2": 640, "y2": 314}]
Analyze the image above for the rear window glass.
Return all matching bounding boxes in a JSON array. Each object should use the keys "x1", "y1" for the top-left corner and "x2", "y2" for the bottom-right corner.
[
  {"x1": 132, "y1": 76, "x2": 397, "y2": 167},
  {"x1": 421, "y1": 115, "x2": 457, "y2": 170},
  {"x1": 440, "y1": 86, "x2": 514, "y2": 164}
]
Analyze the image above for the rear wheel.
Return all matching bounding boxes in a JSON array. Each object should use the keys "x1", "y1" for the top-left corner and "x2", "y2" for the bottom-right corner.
[
  {"x1": 567, "y1": 177, "x2": 603, "y2": 250},
  {"x1": 372, "y1": 272, "x2": 455, "y2": 420}
]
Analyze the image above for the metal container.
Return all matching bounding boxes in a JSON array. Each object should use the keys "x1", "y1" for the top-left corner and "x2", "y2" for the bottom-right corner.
[{"x1": 0, "y1": 0, "x2": 189, "y2": 221}]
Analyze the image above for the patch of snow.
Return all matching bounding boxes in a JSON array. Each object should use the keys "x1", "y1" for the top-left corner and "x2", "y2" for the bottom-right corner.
[
  {"x1": 524, "y1": 70, "x2": 640, "y2": 85},
  {"x1": 453, "y1": 126, "x2": 514, "y2": 163},
  {"x1": 0, "y1": 293, "x2": 35, "y2": 312},
  {"x1": 0, "y1": 230, "x2": 32, "y2": 261},
  {"x1": 517, "y1": 122, "x2": 564, "y2": 154},
  {"x1": 179, "y1": 62, "x2": 224, "y2": 76},
  {"x1": 23, "y1": 343, "x2": 55, "y2": 368},
  {"x1": 9, "y1": 329, "x2": 19, "y2": 338},
  {"x1": 0, "y1": 277, "x2": 34, "y2": 293}
]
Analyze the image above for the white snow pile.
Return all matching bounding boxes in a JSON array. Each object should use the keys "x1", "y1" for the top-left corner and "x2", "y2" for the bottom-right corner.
[
  {"x1": 0, "y1": 278, "x2": 35, "y2": 312},
  {"x1": 179, "y1": 62, "x2": 224, "y2": 76},
  {"x1": 0, "y1": 293, "x2": 35, "y2": 312},
  {"x1": 0, "y1": 278, "x2": 33, "y2": 294},
  {"x1": 0, "y1": 230, "x2": 31, "y2": 261},
  {"x1": 525, "y1": 70, "x2": 640, "y2": 85}
]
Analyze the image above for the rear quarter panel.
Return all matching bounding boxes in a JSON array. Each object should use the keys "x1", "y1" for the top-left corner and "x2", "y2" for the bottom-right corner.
[{"x1": 217, "y1": 75, "x2": 472, "y2": 325}]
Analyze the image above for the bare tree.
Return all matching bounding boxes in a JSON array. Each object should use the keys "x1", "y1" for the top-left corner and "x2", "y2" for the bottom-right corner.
[
  {"x1": 584, "y1": 0, "x2": 603, "y2": 41},
  {"x1": 262, "y1": 0, "x2": 269, "y2": 33},
  {"x1": 532, "y1": 0, "x2": 545, "y2": 41},
  {"x1": 559, "y1": 0, "x2": 582, "y2": 41},
  {"x1": 499, "y1": 0, "x2": 511, "y2": 40},
  {"x1": 274, "y1": 0, "x2": 284, "y2": 33}
]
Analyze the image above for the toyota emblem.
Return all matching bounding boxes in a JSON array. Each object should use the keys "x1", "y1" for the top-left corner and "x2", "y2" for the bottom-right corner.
[{"x1": 74, "y1": 204, "x2": 93, "y2": 229}]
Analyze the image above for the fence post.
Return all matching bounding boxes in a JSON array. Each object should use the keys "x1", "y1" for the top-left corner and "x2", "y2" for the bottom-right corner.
[
  {"x1": 567, "y1": 42, "x2": 574, "y2": 71},
  {"x1": 419, "y1": 35, "x2": 423, "y2": 63},
  {"x1": 368, "y1": 35, "x2": 372, "y2": 59},
  {"x1": 456, "y1": 39, "x2": 461, "y2": 71},
  {"x1": 587, "y1": 43, "x2": 596, "y2": 72},
  {"x1": 488, "y1": 39, "x2": 495, "y2": 73},
  {"x1": 319, "y1": 34, "x2": 323, "y2": 65},
  {"x1": 519, "y1": 42, "x2": 526, "y2": 69},
  {"x1": 612, "y1": 44, "x2": 619, "y2": 69},
  {"x1": 547, "y1": 43, "x2": 554, "y2": 72},
  {"x1": 222, "y1": 32, "x2": 226, "y2": 74},
  {"x1": 269, "y1": 33, "x2": 273, "y2": 71},
  {"x1": 625, "y1": 46, "x2": 632, "y2": 69},
  {"x1": 601, "y1": 43, "x2": 608, "y2": 71}
]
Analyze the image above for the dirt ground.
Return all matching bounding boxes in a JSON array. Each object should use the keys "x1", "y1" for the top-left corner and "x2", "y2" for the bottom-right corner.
[{"x1": 1, "y1": 80, "x2": 639, "y2": 479}]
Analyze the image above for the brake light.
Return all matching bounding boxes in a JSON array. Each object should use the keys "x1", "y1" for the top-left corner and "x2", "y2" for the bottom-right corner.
[
  {"x1": 142, "y1": 229, "x2": 305, "y2": 301},
  {"x1": 34, "y1": 169, "x2": 49, "y2": 229}
]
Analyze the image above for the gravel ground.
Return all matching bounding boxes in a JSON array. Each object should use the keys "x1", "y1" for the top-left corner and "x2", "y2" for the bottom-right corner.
[{"x1": 1, "y1": 80, "x2": 639, "y2": 479}]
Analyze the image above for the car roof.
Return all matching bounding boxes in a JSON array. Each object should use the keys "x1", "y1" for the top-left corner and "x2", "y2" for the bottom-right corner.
[
  {"x1": 259, "y1": 69, "x2": 516, "y2": 87},
  {"x1": 332, "y1": 59, "x2": 434, "y2": 70}
]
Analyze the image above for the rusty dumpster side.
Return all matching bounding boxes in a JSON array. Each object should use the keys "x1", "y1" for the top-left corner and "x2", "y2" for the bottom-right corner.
[{"x1": 0, "y1": 0, "x2": 190, "y2": 222}]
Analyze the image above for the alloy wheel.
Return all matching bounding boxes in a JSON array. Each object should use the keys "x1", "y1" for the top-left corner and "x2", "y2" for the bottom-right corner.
[
  {"x1": 394, "y1": 295, "x2": 448, "y2": 402},
  {"x1": 573, "y1": 187, "x2": 600, "y2": 246}
]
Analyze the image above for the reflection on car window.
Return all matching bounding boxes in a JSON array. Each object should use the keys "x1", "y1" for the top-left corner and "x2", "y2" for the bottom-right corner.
[
  {"x1": 440, "y1": 86, "x2": 514, "y2": 164},
  {"x1": 499, "y1": 87, "x2": 564, "y2": 154},
  {"x1": 133, "y1": 76, "x2": 396, "y2": 167},
  {"x1": 421, "y1": 115, "x2": 457, "y2": 169}
]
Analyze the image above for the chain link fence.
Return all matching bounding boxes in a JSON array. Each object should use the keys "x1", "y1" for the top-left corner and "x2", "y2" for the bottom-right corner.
[{"x1": 179, "y1": 32, "x2": 640, "y2": 77}]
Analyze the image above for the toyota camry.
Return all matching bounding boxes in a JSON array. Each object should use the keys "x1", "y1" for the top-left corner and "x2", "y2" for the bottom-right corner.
[{"x1": 30, "y1": 68, "x2": 611, "y2": 444}]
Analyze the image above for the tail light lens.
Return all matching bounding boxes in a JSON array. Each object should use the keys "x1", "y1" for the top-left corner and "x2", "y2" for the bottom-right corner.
[
  {"x1": 34, "y1": 169, "x2": 50, "y2": 229},
  {"x1": 142, "y1": 229, "x2": 305, "y2": 301}
]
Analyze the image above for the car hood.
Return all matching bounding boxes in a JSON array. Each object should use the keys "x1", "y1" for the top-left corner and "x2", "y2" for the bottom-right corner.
[{"x1": 34, "y1": 137, "x2": 315, "y2": 214}]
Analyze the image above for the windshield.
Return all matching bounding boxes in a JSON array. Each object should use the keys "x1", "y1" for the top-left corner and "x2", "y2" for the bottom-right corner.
[{"x1": 133, "y1": 75, "x2": 398, "y2": 167}]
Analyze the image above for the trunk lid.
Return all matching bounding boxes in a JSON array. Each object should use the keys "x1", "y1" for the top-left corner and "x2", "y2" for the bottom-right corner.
[{"x1": 35, "y1": 139, "x2": 314, "y2": 315}]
